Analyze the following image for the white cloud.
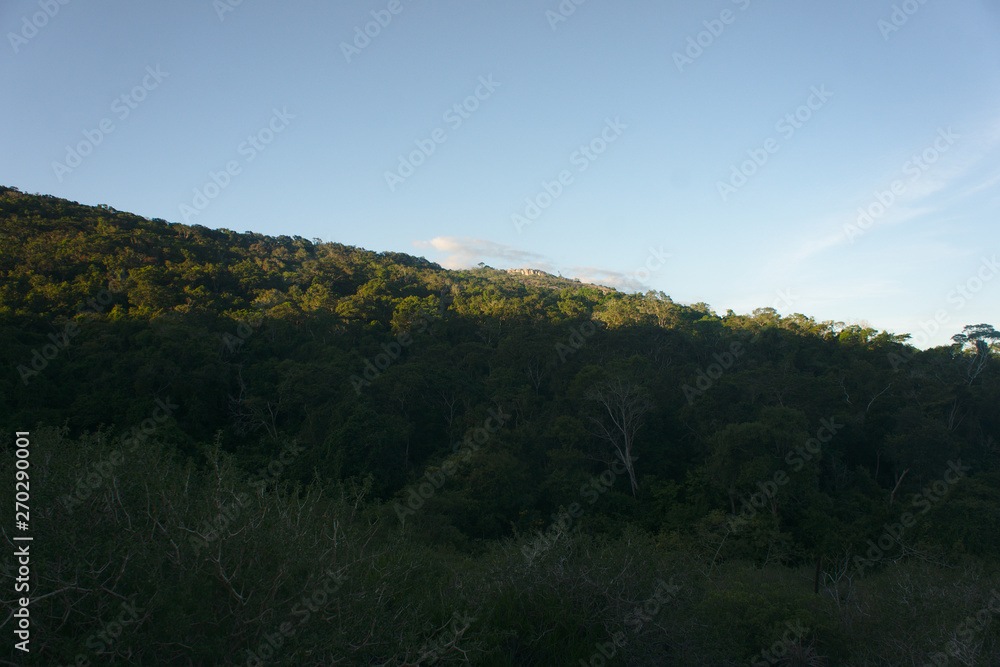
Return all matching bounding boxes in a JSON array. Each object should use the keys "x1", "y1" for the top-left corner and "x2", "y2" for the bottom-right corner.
[
  {"x1": 412, "y1": 238, "x2": 655, "y2": 290},
  {"x1": 561, "y1": 266, "x2": 645, "y2": 291},
  {"x1": 413, "y1": 236, "x2": 552, "y2": 271}
]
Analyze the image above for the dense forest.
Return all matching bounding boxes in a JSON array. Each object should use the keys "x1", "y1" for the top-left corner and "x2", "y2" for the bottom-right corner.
[{"x1": 1, "y1": 184, "x2": 999, "y2": 666}]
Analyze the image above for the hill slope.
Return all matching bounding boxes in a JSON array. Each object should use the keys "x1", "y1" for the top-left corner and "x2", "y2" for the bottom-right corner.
[{"x1": 2, "y1": 185, "x2": 999, "y2": 665}]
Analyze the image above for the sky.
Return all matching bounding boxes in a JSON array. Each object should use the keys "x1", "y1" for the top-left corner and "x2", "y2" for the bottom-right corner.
[{"x1": 2, "y1": 0, "x2": 999, "y2": 348}]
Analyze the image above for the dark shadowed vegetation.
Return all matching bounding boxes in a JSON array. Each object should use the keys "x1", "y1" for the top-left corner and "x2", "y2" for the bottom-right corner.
[{"x1": 2, "y1": 186, "x2": 998, "y2": 665}]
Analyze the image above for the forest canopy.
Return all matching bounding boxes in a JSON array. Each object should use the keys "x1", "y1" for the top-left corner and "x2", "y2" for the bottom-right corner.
[{"x1": 2, "y1": 185, "x2": 998, "y2": 665}]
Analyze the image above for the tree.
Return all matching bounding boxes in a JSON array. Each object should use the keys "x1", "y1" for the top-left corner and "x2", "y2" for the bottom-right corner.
[
  {"x1": 585, "y1": 377, "x2": 652, "y2": 496},
  {"x1": 952, "y1": 323, "x2": 1000, "y2": 385}
]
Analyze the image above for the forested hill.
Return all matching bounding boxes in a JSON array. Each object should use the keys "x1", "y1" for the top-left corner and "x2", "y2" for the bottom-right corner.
[
  {"x1": 2, "y1": 183, "x2": 998, "y2": 528},
  {"x1": 3, "y1": 185, "x2": 1000, "y2": 664}
]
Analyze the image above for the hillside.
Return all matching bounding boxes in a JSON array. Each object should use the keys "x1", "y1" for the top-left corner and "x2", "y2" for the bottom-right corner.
[{"x1": 2, "y1": 185, "x2": 999, "y2": 666}]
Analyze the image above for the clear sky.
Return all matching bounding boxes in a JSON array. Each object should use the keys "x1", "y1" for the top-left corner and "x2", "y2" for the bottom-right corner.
[{"x1": 3, "y1": 0, "x2": 999, "y2": 348}]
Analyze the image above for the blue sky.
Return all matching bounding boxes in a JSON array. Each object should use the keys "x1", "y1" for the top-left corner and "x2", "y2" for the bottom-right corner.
[{"x1": 3, "y1": 0, "x2": 999, "y2": 348}]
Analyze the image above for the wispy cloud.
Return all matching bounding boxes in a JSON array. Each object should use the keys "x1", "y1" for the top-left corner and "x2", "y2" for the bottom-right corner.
[
  {"x1": 786, "y1": 226, "x2": 849, "y2": 266},
  {"x1": 561, "y1": 266, "x2": 645, "y2": 291},
  {"x1": 413, "y1": 237, "x2": 552, "y2": 271},
  {"x1": 959, "y1": 169, "x2": 1000, "y2": 199},
  {"x1": 787, "y1": 117, "x2": 1000, "y2": 265},
  {"x1": 412, "y1": 238, "x2": 654, "y2": 291}
]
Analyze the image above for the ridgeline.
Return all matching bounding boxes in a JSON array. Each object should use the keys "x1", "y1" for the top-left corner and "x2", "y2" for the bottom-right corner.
[{"x1": 2, "y1": 185, "x2": 998, "y2": 665}]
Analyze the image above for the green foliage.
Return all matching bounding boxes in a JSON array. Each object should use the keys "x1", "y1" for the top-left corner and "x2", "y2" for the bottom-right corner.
[{"x1": 3, "y1": 186, "x2": 1000, "y2": 664}]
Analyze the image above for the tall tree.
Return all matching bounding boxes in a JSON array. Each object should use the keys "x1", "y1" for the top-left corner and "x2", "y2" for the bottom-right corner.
[
  {"x1": 585, "y1": 377, "x2": 652, "y2": 496},
  {"x1": 952, "y1": 323, "x2": 1000, "y2": 385}
]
